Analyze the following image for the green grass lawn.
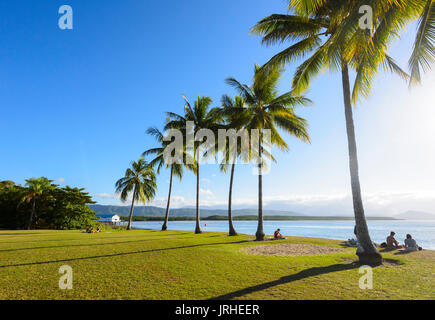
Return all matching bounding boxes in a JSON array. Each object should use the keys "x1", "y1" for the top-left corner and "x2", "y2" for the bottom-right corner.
[{"x1": 0, "y1": 229, "x2": 434, "y2": 300}]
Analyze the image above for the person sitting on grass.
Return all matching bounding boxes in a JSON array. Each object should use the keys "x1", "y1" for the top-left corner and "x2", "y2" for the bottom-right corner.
[
  {"x1": 404, "y1": 234, "x2": 421, "y2": 252},
  {"x1": 386, "y1": 231, "x2": 403, "y2": 249},
  {"x1": 274, "y1": 228, "x2": 285, "y2": 240}
]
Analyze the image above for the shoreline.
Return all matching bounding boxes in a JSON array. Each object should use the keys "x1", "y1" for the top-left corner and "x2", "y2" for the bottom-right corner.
[{"x1": 128, "y1": 220, "x2": 435, "y2": 250}]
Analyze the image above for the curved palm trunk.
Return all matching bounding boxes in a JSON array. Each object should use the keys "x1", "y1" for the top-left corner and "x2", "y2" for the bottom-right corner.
[
  {"x1": 228, "y1": 162, "x2": 238, "y2": 236},
  {"x1": 27, "y1": 198, "x2": 36, "y2": 230},
  {"x1": 127, "y1": 186, "x2": 137, "y2": 230},
  {"x1": 195, "y1": 148, "x2": 202, "y2": 234},
  {"x1": 341, "y1": 63, "x2": 382, "y2": 266},
  {"x1": 162, "y1": 166, "x2": 174, "y2": 231},
  {"x1": 256, "y1": 134, "x2": 265, "y2": 241}
]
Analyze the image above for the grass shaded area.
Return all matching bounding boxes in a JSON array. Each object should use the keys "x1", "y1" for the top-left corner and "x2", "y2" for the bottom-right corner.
[{"x1": 0, "y1": 230, "x2": 433, "y2": 300}]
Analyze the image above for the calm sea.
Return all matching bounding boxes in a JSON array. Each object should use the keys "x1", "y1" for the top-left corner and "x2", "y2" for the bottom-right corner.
[{"x1": 132, "y1": 219, "x2": 435, "y2": 250}]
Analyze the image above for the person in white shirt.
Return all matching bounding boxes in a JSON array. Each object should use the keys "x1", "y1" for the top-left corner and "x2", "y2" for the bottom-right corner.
[{"x1": 404, "y1": 234, "x2": 419, "y2": 252}]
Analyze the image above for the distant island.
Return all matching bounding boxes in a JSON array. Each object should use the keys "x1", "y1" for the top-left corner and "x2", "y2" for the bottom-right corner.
[
  {"x1": 394, "y1": 210, "x2": 435, "y2": 220},
  {"x1": 90, "y1": 205, "x2": 398, "y2": 221}
]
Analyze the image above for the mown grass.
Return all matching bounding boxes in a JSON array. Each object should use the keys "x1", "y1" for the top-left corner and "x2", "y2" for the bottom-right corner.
[{"x1": 0, "y1": 229, "x2": 433, "y2": 300}]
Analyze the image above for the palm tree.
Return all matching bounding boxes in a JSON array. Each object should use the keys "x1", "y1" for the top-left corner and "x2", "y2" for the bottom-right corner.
[
  {"x1": 218, "y1": 95, "x2": 252, "y2": 236},
  {"x1": 165, "y1": 95, "x2": 223, "y2": 234},
  {"x1": 19, "y1": 177, "x2": 55, "y2": 230},
  {"x1": 251, "y1": 0, "x2": 411, "y2": 264},
  {"x1": 226, "y1": 64, "x2": 311, "y2": 241},
  {"x1": 115, "y1": 158, "x2": 157, "y2": 230},
  {"x1": 143, "y1": 127, "x2": 195, "y2": 231},
  {"x1": 406, "y1": 0, "x2": 434, "y2": 84}
]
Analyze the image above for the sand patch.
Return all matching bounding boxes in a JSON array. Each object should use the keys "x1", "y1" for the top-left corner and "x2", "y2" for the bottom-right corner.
[{"x1": 242, "y1": 243, "x2": 346, "y2": 257}]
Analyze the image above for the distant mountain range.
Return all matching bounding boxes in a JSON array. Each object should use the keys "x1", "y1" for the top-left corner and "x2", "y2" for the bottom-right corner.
[
  {"x1": 89, "y1": 205, "x2": 304, "y2": 218},
  {"x1": 394, "y1": 210, "x2": 435, "y2": 220},
  {"x1": 90, "y1": 204, "x2": 399, "y2": 220}
]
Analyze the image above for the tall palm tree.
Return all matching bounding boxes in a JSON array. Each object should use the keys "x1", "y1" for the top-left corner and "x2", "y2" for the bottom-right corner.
[
  {"x1": 19, "y1": 177, "x2": 55, "y2": 230},
  {"x1": 115, "y1": 158, "x2": 157, "y2": 230},
  {"x1": 226, "y1": 64, "x2": 311, "y2": 241},
  {"x1": 218, "y1": 95, "x2": 250, "y2": 236},
  {"x1": 143, "y1": 127, "x2": 195, "y2": 231},
  {"x1": 165, "y1": 95, "x2": 223, "y2": 234},
  {"x1": 251, "y1": 0, "x2": 411, "y2": 264}
]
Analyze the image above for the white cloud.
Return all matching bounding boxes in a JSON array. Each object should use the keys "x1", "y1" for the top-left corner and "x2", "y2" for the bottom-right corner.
[
  {"x1": 149, "y1": 195, "x2": 191, "y2": 208},
  {"x1": 96, "y1": 193, "x2": 120, "y2": 200},
  {"x1": 57, "y1": 178, "x2": 65, "y2": 183},
  {"x1": 199, "y1": 188, "x2": 215, "y2": 199}
]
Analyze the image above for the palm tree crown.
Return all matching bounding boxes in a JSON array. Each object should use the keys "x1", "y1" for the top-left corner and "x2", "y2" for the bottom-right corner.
[{"x1": 115, "y1": 158, "x2": 157, "y2": 230}]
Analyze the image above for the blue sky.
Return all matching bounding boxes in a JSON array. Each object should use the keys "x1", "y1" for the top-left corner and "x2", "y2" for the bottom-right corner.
[{"x1": 1, "y1": 1, "x2": 434, "y2": 216}]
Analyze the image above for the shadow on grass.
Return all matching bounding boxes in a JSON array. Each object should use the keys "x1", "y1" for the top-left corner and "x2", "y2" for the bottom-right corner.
[
  {"x1": 0, "y1": 240, "x2": 250, "y2": 269},
  {"x1": 0, "y1": 235, "x2": 197, "y2": 253},
  {"x1": 379, "y1": 248, "x2": 398, "y2": 253},
  {"x1": 0, "y1": 232, "x2": 194, "y2": 245},
  {"x1": 210, "y1": 263, "x2": 359, "y2": 300},
  {"x1": 0, "y1": 232, "x2": 51, "y2": 236}
]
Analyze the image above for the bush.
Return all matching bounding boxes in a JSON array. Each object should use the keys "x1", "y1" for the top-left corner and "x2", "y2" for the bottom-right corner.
[{"x1": 0, "y1": 179, "x2": 98, "y2": 230}]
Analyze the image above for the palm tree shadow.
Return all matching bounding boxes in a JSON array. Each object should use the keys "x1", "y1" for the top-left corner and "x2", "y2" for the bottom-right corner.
[
  {"x1": 210, "y1": 263, "x2": 358, "y2": 300},
  {"x1": 0, "y1": 236, "x2": 196, "y2": 253},
  {"x1": 0, "y1": 240, "x2": 249, "y2": 269}
]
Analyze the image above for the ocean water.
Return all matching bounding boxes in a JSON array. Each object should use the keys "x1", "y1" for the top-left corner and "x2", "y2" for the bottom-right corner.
[{"x1": 132, "y1": 219, "x2": 435, "y2": 250}]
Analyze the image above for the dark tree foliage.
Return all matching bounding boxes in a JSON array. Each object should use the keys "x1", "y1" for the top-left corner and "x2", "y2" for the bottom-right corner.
[{"x1": 0, "y1": 180, "x2": 97, "y2": 230}]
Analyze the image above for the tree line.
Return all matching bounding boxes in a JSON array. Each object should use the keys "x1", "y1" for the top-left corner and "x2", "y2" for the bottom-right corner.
[
  {"x1": 0, "y1": 178, "x2": 97, "y2": 230},
  {"x1": 115, "y1": 1, "x2": 434, "y2": 266}
]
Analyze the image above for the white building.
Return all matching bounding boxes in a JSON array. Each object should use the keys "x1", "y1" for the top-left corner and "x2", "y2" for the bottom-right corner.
[{"x1": 96, "y1": 214, "x2": 121, "y2": 223}]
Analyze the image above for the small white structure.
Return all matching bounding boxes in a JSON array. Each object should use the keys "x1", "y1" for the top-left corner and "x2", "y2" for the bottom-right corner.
[{"x1": 96, "y1": 214, "x2": 121, "y2": 223}]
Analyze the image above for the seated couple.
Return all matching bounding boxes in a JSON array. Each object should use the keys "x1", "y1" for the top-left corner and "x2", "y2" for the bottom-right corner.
[{"x1": 385, "y1": 232, "x2": 421, "y2": 252}]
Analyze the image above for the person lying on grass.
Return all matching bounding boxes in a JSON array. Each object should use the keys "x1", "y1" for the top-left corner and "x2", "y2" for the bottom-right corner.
[{"x1": 274, "y1": 229, "x2": 286, "y2": 240}]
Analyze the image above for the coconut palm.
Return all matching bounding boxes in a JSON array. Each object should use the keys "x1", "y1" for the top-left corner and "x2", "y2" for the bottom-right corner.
[
  {"x1": 19, "y1": 177, "x2": 55, "y2": 230},
  {"x1": 218, "y1": 95, "x2": 250, "y2": 236},
  {"x1": 165, "y1": 95, "x2": 223, "y2": 234},
  {"x1": 406, "y1": 0, "x2": 434, "y2": 83},
  {"x1": 226, "y1": 64, "x2": 311, "y2": 241},
  {"x1": 115, "y1": 158, "x2": 157, "y2": 230},
  {"x1": 143, "y1": 127, "x2": 195, "y2": 231},
  {"x1": 251, "y1": 0, "x2": 412, "y2": 264}
]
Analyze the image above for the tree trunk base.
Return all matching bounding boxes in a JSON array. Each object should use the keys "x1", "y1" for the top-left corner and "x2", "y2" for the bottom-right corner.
[
  {"x1": 195, "y1": 226, "x2": 202, "y2": 234},
  {"x1": 357, "y1": 251, "x2": 383, "y2": 266},
  {"x1": 255, "y1": 231, "x2": 265, "y2": 241},
  {"x1": 229, "y1": 230, "x2": 238, "y2": 236},
  {"x1": 161, "y1": 225, "x2": 167, "y2": 231}
]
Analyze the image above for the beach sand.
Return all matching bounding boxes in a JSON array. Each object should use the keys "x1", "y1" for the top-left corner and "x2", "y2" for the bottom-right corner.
[{"x1": 242, "y1": 243, "x2": 347, "y2": 257}]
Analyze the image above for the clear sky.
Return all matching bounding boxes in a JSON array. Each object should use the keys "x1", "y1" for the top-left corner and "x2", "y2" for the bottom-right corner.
[{"x1": 1, "y1": 0, "x2": 434, "y2": 216}]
